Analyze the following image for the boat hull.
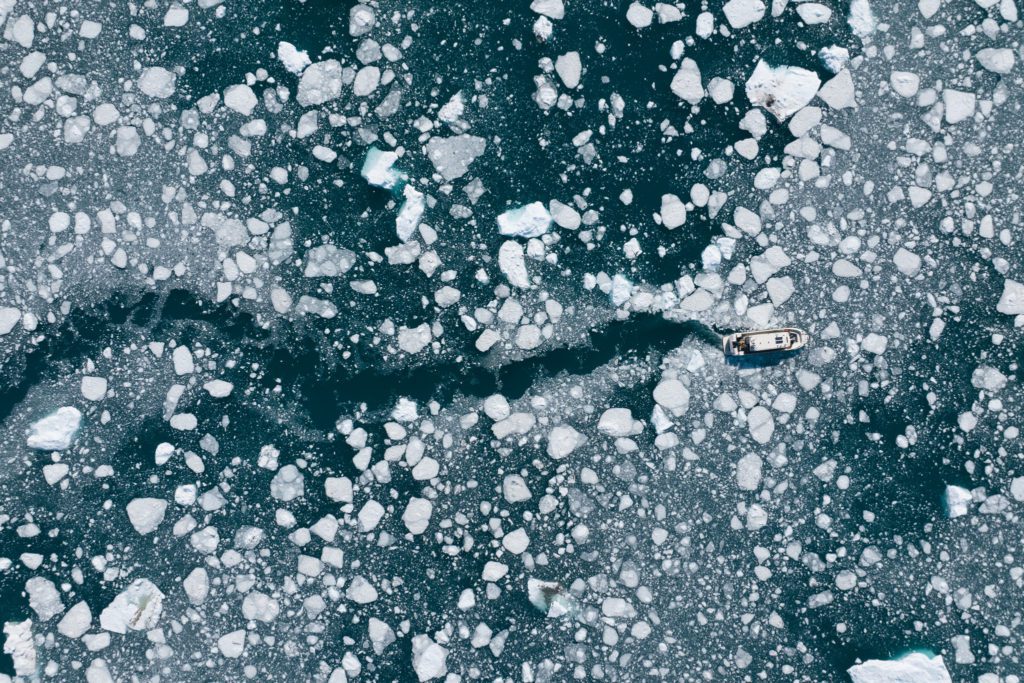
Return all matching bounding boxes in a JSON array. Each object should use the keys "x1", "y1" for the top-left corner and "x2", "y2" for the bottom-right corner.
[{"x1": 723, "y1": 328, "x2": 808, "y2": 357}]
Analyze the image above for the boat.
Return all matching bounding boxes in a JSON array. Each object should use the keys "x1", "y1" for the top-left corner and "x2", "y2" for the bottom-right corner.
[{"x1": 723, "y1": 327, "x2": 808, "y2": 357}]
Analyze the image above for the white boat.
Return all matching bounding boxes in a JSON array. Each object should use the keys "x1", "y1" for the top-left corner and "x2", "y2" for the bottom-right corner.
[{"x1": 723, "y1": 327, "x2": 808, "y2": 357}]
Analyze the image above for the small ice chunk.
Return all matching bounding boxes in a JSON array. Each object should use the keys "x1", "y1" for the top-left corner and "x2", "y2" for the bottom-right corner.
[
  {"x1": 126, "y1": 498, "x2": 168, "y2": 534},
  {"x1": 218, "y1": 629, "x2": 246, "y2": 658},
  {"x1": 402, "y1": 497, "x2": 433, "y2": 535},
  {"x1": 297, "y1": 60, "x2": 343, "y2": 107},
  {"x1": 270, "y1": 465, "x2": 305, "y2": 501},
  {"x1": 890, "y1": 71, "x2": 920, "y2": 98},
  {"x1": 747, "y1": 406, "x2": 774, "y2": 444},
  {"x1": 425, "y1": 134, "x2": 486, "y2": 181},
  {"x1": 346, "y1": 576, "x2": 378, "y2": 603},
  {"x1": 223, "y1": 84, "x2": 258, "y2": 116},
  {"x1": 976, "y1": 48, "x2": 1015, "y2": 74},
  {"x1": 797, "y1": 2, "x2": 832, "y2": 22},
  {"x1": 945, "y1": 485, "x2": 972, "y2": 518},
  {"x1": 183, "y1": 568, "x2": 209, "y2": 604},
  {"x1": 172, "y1": 345, "x2": 194, "y2": 375},
  {"x1": 502, "y1": 528, "x2": 530, "y2": 554},
  {"x1": 304, "y1": 244, "x2": 357, "y2": 277},
  {"x1": 26, "y1": 577, "x2": 64, "y2": 620},
  {"x1": 528, "y1": 579, "x2": 577, "y2": 617},
  {"x1": 971, "y1": 365, "x2": 1007, "y2": 391},
  {"x1": 163, "y1": 4, "x2": 189, "y2": 26},
  {"x1": 943, "y1": 89, "x2": 976, "y2": 124},
  {"x1": 27, "y1": 407, "x2": 82, "y2": 451},
  {"x1": 99, "y1": 579, "x2": 164, "y2": 633},
  {"x1": 893, "y1": 248, "x2": 921, "y2": 277},
  {"x1": 3, "y1": 621, "x2": 36, "y2": 677},
  {"x1": 81, "y1": 376, "x2": 107, "y2": 401},
  {"x1": 411, "y1": 634, "x2": 449, "y2": 682},
  {"x1": 723, "y1": 0, "x2": 766, "y2": 28},
  {"x1": 361, "y1": 146, "x2": 405, "y2": 189},
  {"x1": 137, "y1": 67, "x2": 176, "y2": 99},
  {"x1": 626, "y1": 2, "x2": 654, "y2": 27},
  {"x1": 847, "y1": 0, "x2": 876, "y2": 38},
  {"x1": 660, "y1": 194, "x2": 686, "y2": 229},
  {"x1": 550, "y1": 200, "x2": 582, "y2": 229},
  {"x1": 531, "y1": 0, "x2": 565, "y2": 19},
  {"x1": 498, "y1": 202, "x2": 551, "y2": 238},
  {"x1": 847, "y1": 653, "x2": 951, "y2": 683},
  {"x1": 277, "y1": 41, "x2": 311, "y2": 74},
  {"x1": 499, "y1": 240, "x2": 530, "y2": 289},
  {"x1": 349, "y1": 4, "x2": 376, "y2": 35},
  {"x1": 57, "y1": 601, "x2": 92, "y2": 639},
  {"x1": 670, "y1": 58, "x2": 703, "y2": 104},
  {"x1": 598, "y1": 408, "x2": 642, "y2": 437},
  {"x1": 745, "y1": 60, "x2": 821, "y2": 121},
  {"x1": 203, "y1": 379, "x2": 234, "y2": 397},
  {"x1": 736, "y1": 454, "x2": 763, "y2": 490},
  {"x1": 996, "y1": 279, "x2": 1024, "y2": 315},
  {"x1": 555, "y1": 51, "x2": 582, "y2": 88},
  {"x1": 819, "y1": 45, "x2": 849, "y2": 73},
  {"x1": 396, "y1": 185, "x2": 425, "y2": 241},
  {"x1": 547, "y1": 425, "x2": 584, "y2": 458},
  {"x1": 817, "y1": 70, "x2": 857, "y2": 109},
  {"x1": 0, "y1": 307, "x2": 21, "y2": 335},
  {"x1": 353, "y1": 65, "x2": 381, "y2": 96}
]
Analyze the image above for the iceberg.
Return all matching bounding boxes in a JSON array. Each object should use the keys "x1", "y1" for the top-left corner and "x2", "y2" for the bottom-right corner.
[
  {"x1": 27, "y1": 406, "x2": 82, "y2": 451},
  {"x1": 99, "y1": 579, "x2": 165, "y2": 634},
  {"x1": 745, "y1": 60, "x2": 821, "y2": 121},
  {"x1": 497, "y1": 202, "x2": 551, "y2": 238},
  {"x1": 361, "y1": 147, "x2": 406, "y2": 190},
  {"x1": 848, "y1": 653, "x2": 952, "y2": 683}
]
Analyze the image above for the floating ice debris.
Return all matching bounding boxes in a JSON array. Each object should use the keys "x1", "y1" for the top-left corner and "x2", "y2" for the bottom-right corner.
[
  {"x1": 396, "y1": 185, "x2": 425, "y2": 241},
  {"x1": 297, "y1": 60, "x2": 343, "y2": 107},
  {"x1": 26, "y1": 577, "x2": 64, "y2": 620},
  {"x1": 626, "y1": 2, "x2": 654, "y2": 28},
  {"x1": 424, "y1": 135, "x2": 486, "y2": 181},
  {"x1": 847, "y1": 0, "x2": 876, "y2": 38},
  {"x1": 819, "y1": 46, "x2": 850, "y2": 73},
  {"x1": 818, "y1": 70, "x2": 857, "y2": 109},
  {"x1": 745, "y1": 60, "x2": 821, "y2": 121},
  {"x1": 57, "y1": 601, "x2": 92, "y2": 639},
  {"x1": 218, "y1": 629, "x2": 246, "y2": 658},
  {"x1": 3, "y1": 620, "x2": 36, "y2": 677},
  {"x1": 270, "y1": 464, "x2": 305, "y2": 501},
  {"x1": 99, "y1": 579, "x2": 164, "y2": 634},
  {"x1": 137, "y1": 67, "x2": 176, "y2": 99},
  {"x1": 0, "y1": 306, "x2": 21, "y2": 335},
  {"x1": 304, "y1": 245, "x2": 357, "y2": 277},
  {"x1": 847, "y1": 653, "x2": 952, "y2": 683},
  {"x1": 499, "y1": 241, "x2": 529, "y2": 288},
  {"x1": 402, "y1": 497, "x2": 433, "y2": 535},
  {"x1": 497, "y1": 201, "x2": 552, "y2": 238},
  {"x1": 944, "y1": 485, "x2": 973, "y2": 518},
  {"x1": 126, "y1": 497, "x2": 168, "y2": 534},
  {"x1": 361, "y1": 146, "x2": 405, "y2": 189},
  {"x1": 277, "y1": 41, "x2": 311, "y2": 74},
  {"x1": 411, "y1": 634, "x2": 449, "y2": 681},
  {"x1": 531, "y1": 0, "x2": 565, "y2": 19},
  {"x1": 349, "y1": 4, "x2": 376, "y2": 36},
  {"x1": 223, "y1": 84, "x2": 258, "y2": 116},
  {"x1": 660, "y1": 193, "x2": 687, "y2": 229},
  {"x1": 527, "y1": 578, "x2": 577, "y2": 617},
  {"x1": 996, "y1": 279, "x2": 1024, "y2": 315},
  {"x1": 27, "y1": 406, "x2": 82, "y2": 451},
  {"x1": 976, "y1": 48, "x2": 1015, "y2": 74},
  {"x1": 723, "y1": 0, "x2": 766, "y2": 28},
  {"x1": 555, "y1": 51, "x2": 582, "y2": 88},
  {"x1": 81, "y1": 375, "x2": 107, "y2": 401},
  {"x1": 670, "y1": 58, "x2": 703, "y2": 105}
]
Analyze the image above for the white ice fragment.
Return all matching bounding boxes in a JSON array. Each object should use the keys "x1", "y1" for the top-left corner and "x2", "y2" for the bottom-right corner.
[
  {"x1": 26, "y1": 577, "x2": 64, "y2": 620},
  {"x1": 126, "y1": 498, "x2": 167, "y2": 534},
  {"x1": 411, "y1": 634, "x2": 449, "y2": 682},
  {"x1": 653, "y1": 379, "x2": 689, "y2": 413},
  {"x1": 847, "y1": 0, "x2": 876, "y2": 38},
  {"x1": 817, "y1": 70, "x2": 857, "y2": 109},
  {"x1": 598, "y1": 408, "x2": 642, "y2": 437},
  {"x1": 498, "y1": 240, "x2": 530, "y2": 289},
  {"x1": 660, "y1": 194, "x2": 687, "y2": 229},
  {"x1": 670, "y1": 58, "x2": 704, "y2": 104},
  {"x1": 297, "y1": 60, "x2": 343, "y2": 107},
  {"x1": 942, "y1": 89, "x2": 976, "y2": 124},
  {"x1": 708, "y1": 77, "x2": 735, "y2": 104},
  {"x1": 304, "y1": 244, "x2": 356, "y2": 277},
  {"x1": 100, "y1": 579, "x2": 164, "y2": 633},
  {"x1": 971, "y1": 365, "x2": 1007, "y2": 391},
  {"x1": 747, "y1": 406, "x2": 774, "y2": 444},
  {"x1": 528, "y1": 579, "x2": 577, "y2": 617},
  {"x1": 502, "y1": 528, "x2": 530, "y2": 554},
  {"x1": 549, "y1": 200, "x2": 581, "y2": 229},
  {"x1": 424, "y1": 135, "x2": 486, "y2": 181},
  {"x1": 81, "y1": 376, "x2": 108, "y2": 401},
  {"x1": 203, "y1": 379, "x2": 234, "y2": 397},
  {"x1": 547, "y1": 425, "x2": 584, "y2": 458},
  {"x1": 723, "y1": 0, "x2": 766, "y2": 28},
  {"x1": 820, "y1": 45, "x2": 849, "y2": 73},
  {"x1": 893, "y1": 248, "x2": 921, "y2": 276},
  {"x1": 745, "y1": 60, "x2": 821, "y2": 121},
  {"x1": 3, "y1": 621, "x2": 36, "y2": 677},
  {"x1": 402, "y1": 497, "x2": 433, "y2": 535},
  {"x1": 270, "y1": 464, "x2": 304, "y2": 501},
  {"x1": 797, "y1": 2, "x2": 832, "y2": 23},
  {"x1": 531, "y1": 0, "x2": 565, "y2": 19},
  {"x1": 242, "y1": 592, "x2": 280, "y2": 622},
  {"x1": 0, "y1": 307, "x2": 20, "y2": 334},
  {"x1": 498, "y1": 202, "x2": 551, "y2": 238},
  {"x1": 346, "y1": 576, "x2": 379, "y2": 603},
  {"x1": 555, "y1": 51, "x2": 582, "y2": 89},
  {"x1": 353, "y1": 65, "x2": 381, "y2": 96},
  {"x1": 976, "y1": 48, "x2": 1015, "y2": 74},
  {"x1": 357, "y1": 500, "x2": 385, "y2": 531},
  {"x1": 736, "y1": 454, "x2": 763, "y2": 490},
  {"x1": 277, "y1": 41, "x2": 311, "y2": 74},
  {"x1": 626, "y1": 2, "x2": 654, "y2": 27},
  {"x1": 137, "y1": 67, "x2": 176, "y2": 99},
  {"x1": 172, "y1": 345, "x2": 194, "y2": 375},
  {"x1": 996, "y1": 279, "x2": 1024, "y2": 315},
  {"x1": 945, "y1": 485, "x2": 973, "y2": 518},
  {"x1": 217, "y1": 630, "x2": 246, "y2": 658},
  {"x1": 183, "y1": 568, "x2": 209, "y2": 604},
  {"x1": 847, "y1": 653, "x2": 951, "y2": 683},
  {"x1": 27, "y1": 407, "x2": 82, "y2": 451},
  {"x1": 361, "y1": 147, "x2": 404, "y2": 189},
  {"x1": 503, "y1": 475, "x2": 532, "y2": 503},
  {"x1": 349, "y1": 4, "x2": 376, "y2": 35},
  {"x1": 57, "y1": 601, "x2": 92, "y2": 639},
  {"x1": 223, "y1": 84, "x2": 257, "y2": 116}
]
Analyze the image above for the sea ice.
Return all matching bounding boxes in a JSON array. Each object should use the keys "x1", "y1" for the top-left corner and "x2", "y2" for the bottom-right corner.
[
  {"x1": 57, "y1": 601, "x2": 92, "y2": 639},
  {"x1": 297, "y1": 60, "x2": 343, "y2": 107},
  {"x1": 555, "y1": 51, "x2": 582, "y2": 88},
  {"x1": 996, "y1": 279, "x2": 1024, "y2": 315},
  {"x1": 670, "y1": 59, "x2": 703, "y2": 104},
  {"x1": 223, "y1": 84, "x2": 258, "y2": 116},
  {"x1": 137, "y1": 67, "x2": 176, "y2": 99},
  {"x1": 847, "y1": 653, "x2": 952, "y2": 683},
  {"x1": 411, "y1": 634, "x2": 449, "y2": 681},
  {"x1": 3, "y1": 621, "x2": 36, "y2": 677},
  {"x1": 723, "y1": 0, "x2": 766, "y2": 28},
  {"x1": 361, "y1": 147, "x2": 405, "y2": 189},
  {"x1": 27, "y1": 407, "x2": 82, "y2": 451},
  {"x1": 126, "y1": 498, "x2": 168, "y2": 534},
  {"x1": 745, "y1": 60, "x2": 821, "y2": 121},
  {"x1": 497, "y1": 202, "x2": 552, "y2": 238},
  {"x1": 945, "y1": 485, "x2": 973, "y2": 518},
  {"x1": 277, "y1": 41, "x2": 311, "y2": 74},
  {"x1": 99, "y1": 579, "x2": 164, "y2": 633},
  {"x1": 26, "y1": 577, "x2": 64, "y2": 620}
]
